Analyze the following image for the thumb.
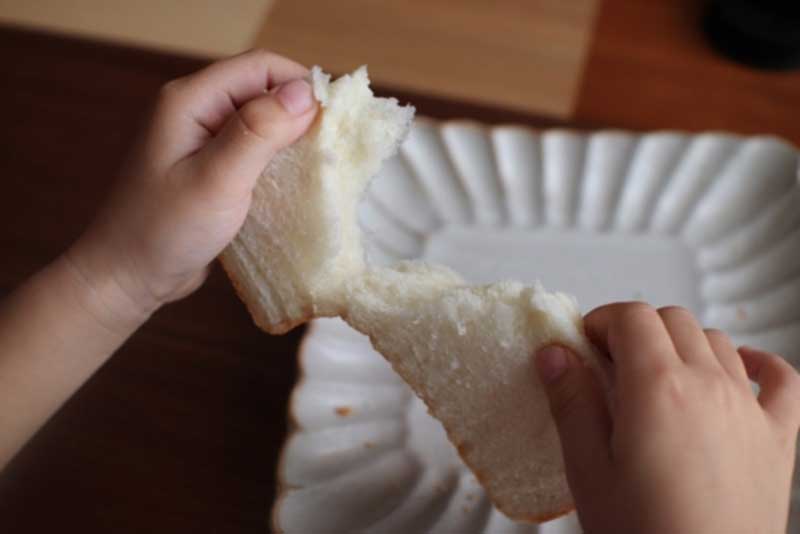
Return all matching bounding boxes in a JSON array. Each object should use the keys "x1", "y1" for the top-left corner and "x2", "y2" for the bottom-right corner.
[
  {"x1": 192, "y1": 78, "x2": 318, "y2": 198},
  {"x1": 535, "y1": 345, "x2": 613, "y2": 493}
]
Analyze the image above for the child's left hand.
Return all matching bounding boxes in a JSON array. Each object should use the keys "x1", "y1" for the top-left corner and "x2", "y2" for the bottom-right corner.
[
  {"x1": 0, "y1": 51, "x2": 319, "y2": 469},
  {"x1": 68, "y1": 50, "x2": 319, "y2": 322}
]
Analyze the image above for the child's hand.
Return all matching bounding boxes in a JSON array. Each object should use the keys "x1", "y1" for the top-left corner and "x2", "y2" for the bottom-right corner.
[
  {"x1": 535, "y1": 303, "x2": 799, "y2": 534},
  {"x1": 0, "y1": 52, "x2": 318, "y2": 467},
  {"x1": 68, "y1": 50, "x2": 318, "y2": 320}
]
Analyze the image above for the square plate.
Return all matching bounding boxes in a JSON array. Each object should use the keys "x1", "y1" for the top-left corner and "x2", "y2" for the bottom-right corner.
[{"x1": 274, "y1": 119, "x2": 800, "y2": 533}]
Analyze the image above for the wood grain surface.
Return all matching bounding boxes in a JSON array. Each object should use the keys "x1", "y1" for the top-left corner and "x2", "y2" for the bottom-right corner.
[
  {"x1": 255, "y1": 0, "x2": 599, "y2": 117},
  {"x1": 0, "y1": 0, "x2": 273, "y2": 56},
  {"x1": 577, "y1": 0, "x2": 800, "y2": 144},
  {"x1": 0, "y1": 0, "x2": 599, "y2": 118}
]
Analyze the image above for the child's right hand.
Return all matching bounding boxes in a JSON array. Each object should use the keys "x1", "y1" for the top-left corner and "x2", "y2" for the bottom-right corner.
[{"x1": 536, "y1": 303, "x2": 799, "y2": 534}]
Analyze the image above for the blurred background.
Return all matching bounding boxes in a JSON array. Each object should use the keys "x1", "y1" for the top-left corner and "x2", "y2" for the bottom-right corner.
[{"x1": 1, "y1": 0, "x2": 799, "y2": 138}]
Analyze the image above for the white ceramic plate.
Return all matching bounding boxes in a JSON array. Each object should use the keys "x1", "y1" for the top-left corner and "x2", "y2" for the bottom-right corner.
[{"x1": 273, "y1": 119, "x2": 800, "y2": 534}]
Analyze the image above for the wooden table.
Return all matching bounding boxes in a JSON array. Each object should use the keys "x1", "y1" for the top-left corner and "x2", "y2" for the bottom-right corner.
[{"x1": 0, "y1": 1, "x2": 799, "y2": 531}]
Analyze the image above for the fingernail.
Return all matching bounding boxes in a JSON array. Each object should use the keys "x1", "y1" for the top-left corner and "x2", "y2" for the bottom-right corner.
[
  {"x1": 275, "y1": 79, "x2": 314, "y2": 115},
  {"x1": 535, "y1": 346, "x2": 569, "y2": 385}
]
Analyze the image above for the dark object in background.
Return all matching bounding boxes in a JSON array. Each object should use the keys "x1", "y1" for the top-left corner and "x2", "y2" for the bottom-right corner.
[{"x1": 704, "y1": 0, "x2": 800, "y2": 70}]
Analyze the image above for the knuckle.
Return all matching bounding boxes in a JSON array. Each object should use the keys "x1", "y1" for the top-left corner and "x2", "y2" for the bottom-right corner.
[
  {"x1": 609, "y1": 302, "x2": 657, "y2": 342},
  {"x1": 704, "y1": 328, "x2": 732, "y2": 348},
  {"x1": 606, "y1": 322, "x2": 625, "y2": 353},
  {"x1": 703, "y1": 328, "x2": 725, "y2": 338},
  {"x1": 648, "y1": 366, "x2": 687, "y2": 401},
  {"x1": 236, "y1": 100, "x2": 276, "y2": 141},
  {"x1": 771, "y1": 354, "x2": 799, "y2": 384},
  {"x1": 252, "y1": 47, "x2": 279, "y2": 63},
  {"x1": 657, "y1": 305, "x2": 692, "y2": 319},
  {"x1": 224, "y1": 48, "x2": 284, "y2": 75},
  {"x1": 157, "y1": 77, "x2": 189, "y2": 106},
  {"x1": 705, "y1": 371, "x2": 733, "y2": 404},
  {"x1": 792, "y1": 368, "x2": 800, "y2": 393},
  {"x1": 777, "y1": 427, "x2": 799, "y2": 455},
  {"x1": 583, "y1": 303, "x2": 614, "y2": 328},
  {"x1": 238, "y1": 47, "x2": 275, "y2": 60},
  {"x1": 194, "y1": 158, "x2": 226, "y2": 189},
  {"x1": 159, "y1": 77, "x2": 186, "y2": 97},
  {"x1": 782, "y1": 361, "x2": 800, "y2": 394},
  {"x1": 549, "y1": 382, "x2": 584, "y2": 423},
  {"x1": 621, "y1": 301, "x2": 656, "y2": 320}
]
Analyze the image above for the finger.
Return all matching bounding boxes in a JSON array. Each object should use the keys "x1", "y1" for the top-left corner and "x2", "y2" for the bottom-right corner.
[
  {"x1": 585, "y1": 302, "x2": 681, "y2": 386},
  {"x1": 534, "y1": 345, "x2": 613, "y2": 496},
  {"x1": 150, "y1": 50, "x2": 309, "y2": 161},
  {"x1": 739, "y1": 346, "x2": 800, "y2": 427},
  {"x1": 705, "y1": 328, "x2": 748, "y2": 383},
  {"x1": 656, "y1": 306, "x2": 716, "y2": 367},
  {"x1": 187, "y1": 79, "x2": 318, "y2": 204},
  {"x1": 173, "y1": 49, "x2": 309, "y2": 132}
]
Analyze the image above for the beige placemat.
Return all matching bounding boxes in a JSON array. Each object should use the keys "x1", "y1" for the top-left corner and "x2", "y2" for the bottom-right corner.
[
  {"x1": 0, "y1": 0, "x2": 273, "y2": 56},
  {"x1": 255, "y1": 0, "x2": 599, "y2": 117}
]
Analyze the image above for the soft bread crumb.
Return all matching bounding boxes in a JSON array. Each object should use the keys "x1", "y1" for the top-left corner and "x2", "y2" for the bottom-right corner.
[
  {"x1": 309, "y1": 66, "x2": 331, "y2": 105},
  {"x1": 343, "y1": 261, "x2": 597, "y2": 520},
  {"x1": 220, "y1": 65, "x2": 415, "y2": 327},
  {"x1": 222, "y1": 67, "x2": 601, "y2": 521}
]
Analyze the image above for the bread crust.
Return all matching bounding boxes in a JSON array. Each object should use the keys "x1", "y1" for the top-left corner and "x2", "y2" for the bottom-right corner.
[
  {"x1": 218, "y1": 252, "x2": 310, "y2": 335},
  {"x1": 469, "y1": 458, "x2": 575, "y2": 523}
]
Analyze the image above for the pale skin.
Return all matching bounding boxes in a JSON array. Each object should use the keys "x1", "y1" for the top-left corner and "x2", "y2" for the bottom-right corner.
[
  {"x1": 1, "y1": 51, "x2": 798, "y2": 533},
  {"x1": 0, "y1": 50, "x2": 319, "y2": 467},
  {"x1": 536, "y1": 304, "x2": 800, "y2": 534}
]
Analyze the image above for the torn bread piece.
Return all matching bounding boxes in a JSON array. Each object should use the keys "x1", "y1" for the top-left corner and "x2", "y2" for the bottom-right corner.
[
  {"x1": 344, "y1": 262, "x2": 597, "y2": 521},
  {"x1": 220, "y1": 66, "x2": 415, "y2": 333},
  {"x1": 222, "y1": 66, "x2": 601, "y2": 521}
]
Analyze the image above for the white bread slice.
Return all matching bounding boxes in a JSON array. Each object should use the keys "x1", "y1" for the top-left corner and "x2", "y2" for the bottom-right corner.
[
  {"x1": 343, "y1": 262, "x2": 599, "y2": 521},
  {"x1": 220, "y1": 67, "x2": 414, "y2": 333},
  {"x1": 222, "y1": 67, "x2": 602, "y2": 521}
]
